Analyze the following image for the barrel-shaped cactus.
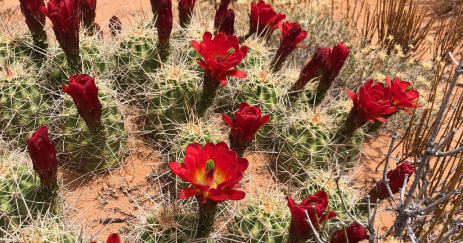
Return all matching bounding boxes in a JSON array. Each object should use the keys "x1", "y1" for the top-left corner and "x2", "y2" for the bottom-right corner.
[
  {"x1": 235, "y1": 66, "x2": 286, "y2": 150},
  {"x1": 145, "y1": 61, "x2": 200, "y2": 143},
  {"x1": 228, "y1": 198, "x2": 290, "y2": 243},
  {"x1": 139, "y1": 209, "x2": 196, "y2": 243},
  {"x1": 55, "y1": 81, "x2": 128, "y2": 174},
  {"x1": 0, "y1": 32, "x2": 34, "y2": 68},
  {"x1": 0, "y1": 152, "x2": 57, "y2": 239},
  {"x1": 0, "y1": 63, "x2": 52, "y2": 145}
]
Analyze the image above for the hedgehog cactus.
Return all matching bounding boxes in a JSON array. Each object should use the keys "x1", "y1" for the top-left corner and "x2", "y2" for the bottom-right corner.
[
  {"x1": 145, "y1": 61, "x2": 200, "y2": 142},
  {"x1": 0, "y1": 33, "x2": 35, "y2": 68},
  {"x1": 294, "y1": 168, "x2": 365, "y2": 234},
  {"x1": 229, "y1": 198, "x2": 290, "y2": 243},
  {"x1": 115, "y1": 27, "x2": 159, "y2": 92},
  {"x1": 276, "y1": 113, "x2": 332, "y2": 178},
  {"x1": 236, "y1": 66, "x2": 286, "y2": 149},
  {"x1": 56, "y1": 79, "x2": 128, "y2": 173},
  {"x1": 0, "y1": 64, "x2": 52, "y2": 144},
  {"x1": 140, "y1": 209, "x2": 196, "y2": 243},
  {"x1": 0, "y1": 158, "x2": 57, "y2": 238}
]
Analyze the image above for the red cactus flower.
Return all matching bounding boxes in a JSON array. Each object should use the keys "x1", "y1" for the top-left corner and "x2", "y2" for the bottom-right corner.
[
  {"x1": 109, "y1": 15, "x2": 122, "y2": 36},
  {"x1": 386, "y1": 77, "x2": 420, "y2": 113},
  {"x1": 345, "y1": 79, "x2": 397, "y2": 130},
  {"x1": 169, "y1": 142, "x2": 249, "y2": 203},
  {"x1": 40, "y1": 0, "x2": 80, "y2": 64},
  {"x1": 247, "y1": 0, "x2": 285, "y2": 40},
  {"x1": 106, "y1": 233, "x2": 121, "y2": 243},
  {"x1": 214, "y1": 0, "x2": 230, "y2": 33},
  {"x1": 272, "y1": 21, "x2": 307, "y2": 70},
  {"x1": 223, "y1": 102, "x2": 270, "y2": 157},
  {"x1": 156, "y1": 0, "x2": 173, "y2": 47},
  {"x1": 191, "y1": 32, "x2": 248, "y2": 86},
  {"x1": 62, "y1": 74, "x2": 102, "y2": 127},
  {"x1": 80, "y1": 0, "x2": 96, "y2": 30},
  {"x1": 178, "y1": 0, "x2": 197, "y2": 28},
  {"x1": 292, "y1": 47, "x2": 328, "y2": 91},
  {"x1": 330, "y1": 223, "x2": 369, "y2": 243},
  {"x1": 287, "y1": 191, "x2": 337, "y2": 242},
  {"x1": 369, "y1": 163, "x2": 414, "y2": 202},
  {"x1": 19, "y1": 0, "x2": 47, "y2": 38},
  {"x1": 27, "y1": 126, "x2": 58, "y2": 187}
]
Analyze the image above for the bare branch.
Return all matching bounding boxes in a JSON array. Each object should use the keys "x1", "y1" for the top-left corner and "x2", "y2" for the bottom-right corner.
[
  {"x1": 432, "y1": 128, "x2": 457, "y2": 154},
  {"x1": 435, "y1": 146, "x2": 463, "y2": 157},
  {"x1": 382, "y1": 132, "x2": 400, "y2": 206},
  {"x1": 304, "y1": 209, "x2": 324, "y2": 243},
  {"x1": 334, "y1": 176, "x2": 368, "y2": 229},
  {"x1": 413, "y1": 186, "x2": 463, "y2": 215}
]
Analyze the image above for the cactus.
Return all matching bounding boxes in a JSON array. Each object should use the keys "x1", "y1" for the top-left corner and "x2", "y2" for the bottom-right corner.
[
  {"x1": 145, "y1": 60, "x2": 200, "y2": 142},
  {"x1": 276, "y1": 112, "x2": 332, "y2": 180},
  {"x1": 115, "y1": 26, "x2": 159, "y2": 93},
  {"x1": 0, "y1": 152, "x2": 57, "y2": 238},
  {"x1": 235, "y1": 66, "x2": 286, "y2": 150},
  {"x1": 294, "y1": 168, "x2": 365, "y2": 234},
  {"x1": 228, "y1": 197, "x2": 290, "y2": 243},
  {"x1": 0, "y1": 32, "x2": 34, "y2": 69},
  {"x1": 0, "y1": 63, "x2": 52, "y2": 145},
  {"x1": 46, "y1": 35, "x2": 111, "y2": 88},
  {"x1": 55, "y1": 80, "x2": 128, "y2": 174},
  {"x1": 139, "y1": 209, "x2": 196, "y2": 243}
]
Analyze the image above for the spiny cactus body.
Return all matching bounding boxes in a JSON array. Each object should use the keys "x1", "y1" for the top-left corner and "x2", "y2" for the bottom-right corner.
[
  {"x1": 229, "y1": 198, "x2": 290, "y2": 243},
  {"x1": 0, "y1": 64, "x2": 51, "y2": 144},
  {"x1": 56, "y1": 82, "x2": 128, "y2": 174},
  {"x1": 0, "y1": 33, "x2": 34, "y2": 68},
  {"x1": 235, "y1": 67, "x2": 286, "y2": 149},
  {"x1": 146, "y1": 62, "x2": 199, "y2": 142},
  {"x1": 140, "y1": 210, "x2": 196, "y2": 243},
  {"x1": 0, "y1": 164, "x2": 57, "y2": 238},
  {"x1": 276, "y1": 115, "x2": 331, "y2": 177},
  {"x1": 115, "y1": 28, "x2": 159, "y2": 92}
]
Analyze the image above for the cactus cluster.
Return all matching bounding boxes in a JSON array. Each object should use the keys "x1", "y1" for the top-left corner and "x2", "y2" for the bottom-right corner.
[{"x1": 0, "y1": 0, "x2": 433, "y2": 241}]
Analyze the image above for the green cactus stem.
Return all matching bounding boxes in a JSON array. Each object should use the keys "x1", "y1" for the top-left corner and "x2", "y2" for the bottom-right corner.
[
  {"x1": 31, "y1": 32, "x2": 48, "y2": 64},
  {"x1": 156, "y1": 43, "x2": 170, "y2": 64},
  {"x1": 196, "y1": 198, "x2": 218, "y2": 240},
  {"x1": 197, "y1": 75, "x2": 220, "y2": 118}
]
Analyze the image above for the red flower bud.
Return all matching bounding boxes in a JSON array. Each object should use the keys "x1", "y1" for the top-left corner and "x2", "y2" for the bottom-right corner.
[
  {"x1": 19, "y1": 0, "x2": 47, "y2": 38},
  {"x1": 248, "y1": 0, "x2": 285, "y2": 40},
  {"x1": 156, "y1": 0, "x2": 173, "y2": 47},
  {"x1": 287, "y1": 191, "x2": 337, "y2": 242},
  {"x1": 150, "y1": 0, "x2": 160, "y2": 18},
  {"x1": 369, "y1": 163, "x2": 414, "y2": 202},
  {"x1": 218, "y1": 9, "x2": 235, "y2": 36},
  {"x1": 386, "y1": 77, "x2": 421, "y2": 113},
  {"x1": 27, "y1": 126, "x2": 58, "y2": 187},
  {"x1": 40, "y1": 0, "x2": 80, "y2": 62},
  {"x1": 178, "y1": 0, "x2": 197, "y2": 28},
  {"x1": 345, "y1": 79, "x2": 397, "y2": 132},
  {"x1": 106, "y1": 233, "x2": 121, "y2": 243},
  {"x1": 214, "y1": 0, "x2": 230, "y2": 32},
  {"x1": 109, "y1": 15, "x2": 122, "y2": 36},
  {"x1": 315, "y1": 42, "x2": 350, "y2": 99},
  {"x1": 272, "y1": 21, "x2": 307, "y2": 70},
  {"x1": 93, "y1": 23, "x2": 103, "y2": 39},
  {"x1": 62, "y1": 74, "x2": 102, "y2": 127},
  {"x1": 80, "y1": 0, "x2": 96, "y2": 30},
  {"x1": 191, "y1": 32, "x2": 248, "y2": 86},
  {"x1": 223, "y1": 102, "x2": 271, "y2": 157},
  {"x1": 330, "y1": 223, "x2": 370, "y2": 243},
  {"x1": 292, "y1": 47, "x2": 328, "y2": 90},
  {"x1": 169, "y1": 142, "x2": 249, "y2": 203}
]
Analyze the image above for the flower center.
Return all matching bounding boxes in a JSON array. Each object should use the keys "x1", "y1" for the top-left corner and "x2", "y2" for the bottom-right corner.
[
  {"x1": 216, "y1": 56, "x2": 226, "y2": 63},
  {"x1": 206, "y1": 159, "x2": 215, "y2": 171},
  {"x1": 405, "y1": 85, "x2": 412, "y2": 92}
]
